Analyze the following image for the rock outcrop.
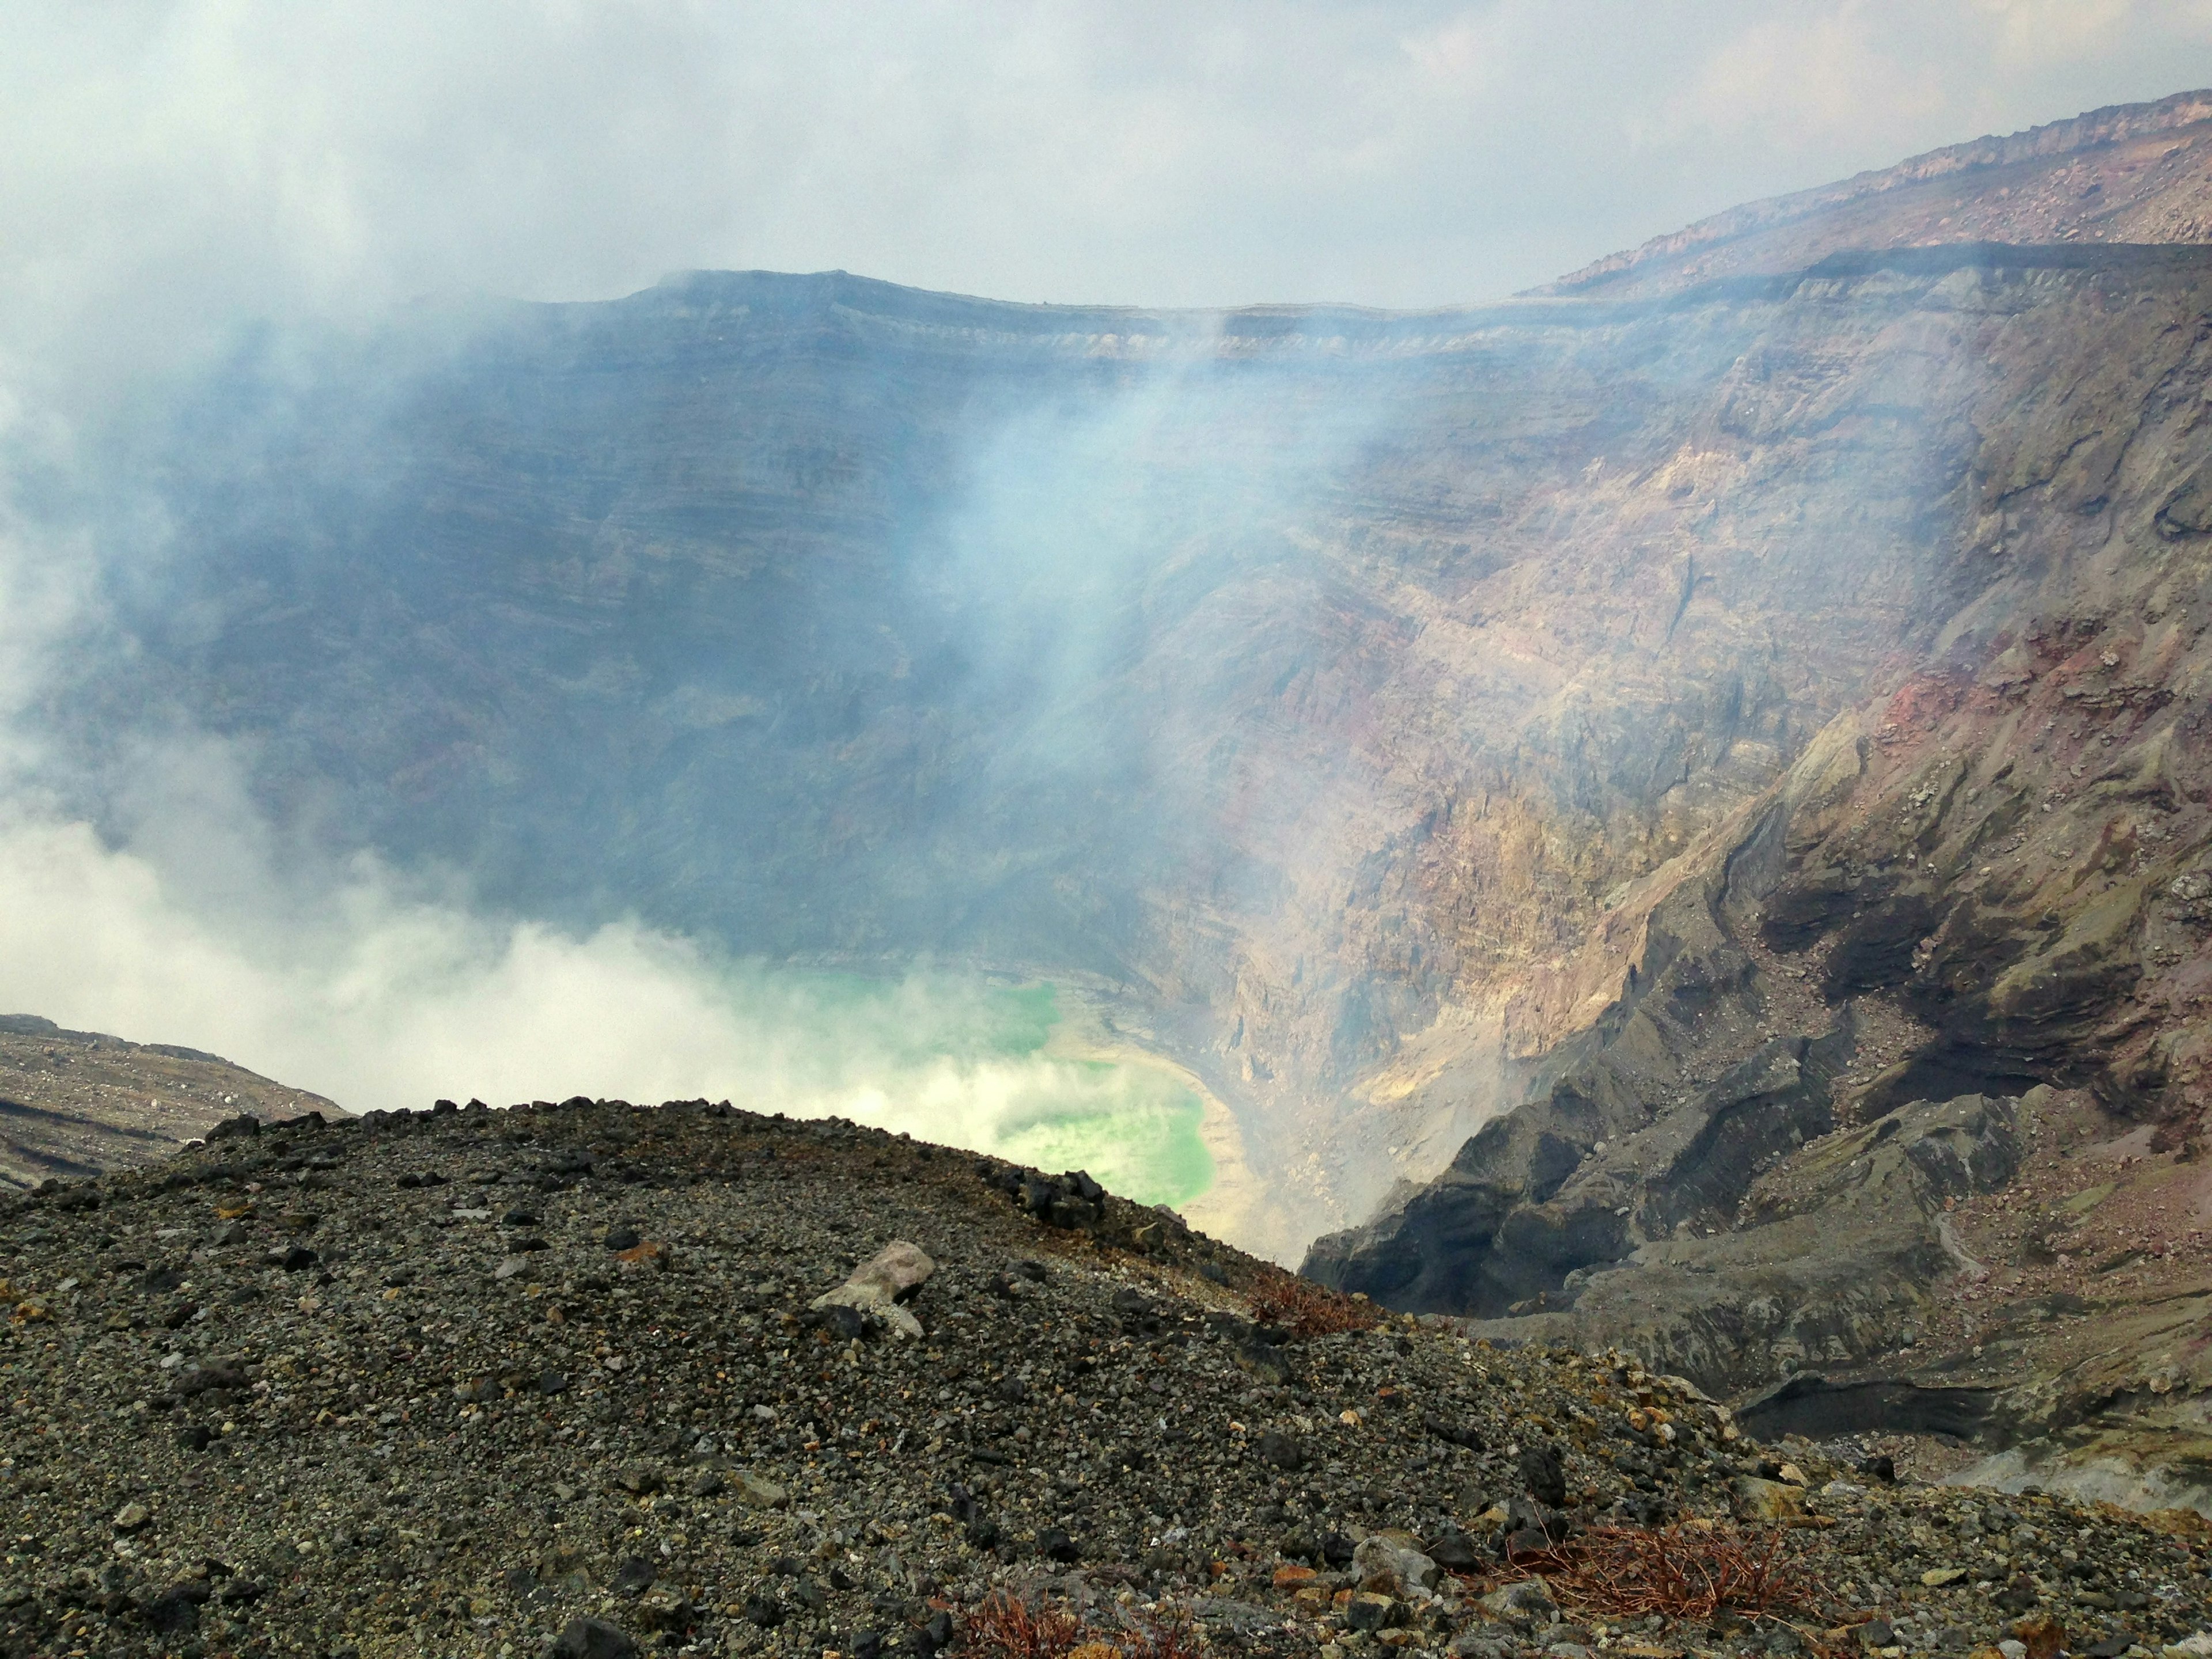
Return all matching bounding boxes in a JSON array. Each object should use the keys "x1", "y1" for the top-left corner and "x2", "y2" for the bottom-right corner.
[{"x1": 1308, "y1": 321, "x2": 2212, "y2": 1490}]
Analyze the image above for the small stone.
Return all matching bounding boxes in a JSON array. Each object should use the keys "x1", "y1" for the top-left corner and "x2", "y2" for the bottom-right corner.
[
  {"x1": 1730, "y1": 1476, "x2": 1805, "y2": 1521},
  {"x1": 1518, "y1": 1442, "x2": 1568, "y2": 1508},
  {"x1": 1346, "y1": 1592, "x2": 1397, "y2": 1633},
  {"x1": 688, "y1": 1468, "x2": 725, "y2": 1497},
  {"x1": 112, "y1": 1502, "x2": 151, "y2": 1535},
  {"x1": 733, "y1": 1470, "x2": 789, "y2": 1508},
  {"x1": 143, "y1": 1581, "x2": 209, "y2": 1635},
  {"x1": 1355, "y1": 1531, "x2": 1438, "y2": 1593},
  {"x1": 603, "y1": 1225, "x2": 643, "y2": 1252},
  {"x1": 1036, "y1": 1526, "x2": 1079, "y2": 1562},
  {"x1": 636, "y1": 1584, "x2": 690, "y2": 1629},
  {"x1": 546, "y1": 1616, "x2": 641, "y2": 1659},
  {"x1": 614, "y1": 1464, "x2": 664, "y2": 1495},
  {"x1": 1481, "y1": 1578, "x2": 1556, "y2": 1622},
  {"x1": 615, "y1": 1240, "x2": 669, "y2": 1271},
  {"x1": 743, "y1": 1592, "x2": 784, "y2": 1628},
  {"x1": 1921, "y1": 1566, "x2": 1968, "y2": 1588},
  {"x1": 503, "y1": 1209, "x2": 540, "y2": 1226},
  {"x1": 1427, "y1": 1529, "x2": 1480, "y2": 1573}
]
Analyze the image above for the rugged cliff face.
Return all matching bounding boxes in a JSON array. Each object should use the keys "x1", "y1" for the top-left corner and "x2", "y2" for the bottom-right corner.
[
  {"x1": 1306, "y1": 99, "x2": 2212, "y2": 1505},
  {"x1": 1311, "y1": 229, "x2": 2212, "y2": 1293},
  {"x1": 47, "y1": 94, "x2": 2212, "y2": 1292}
]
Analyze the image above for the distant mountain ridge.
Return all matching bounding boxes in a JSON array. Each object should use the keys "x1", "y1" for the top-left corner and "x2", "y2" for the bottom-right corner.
[{"x1": 1540, "y1": 86, "x2": 2212, "y2": 297}]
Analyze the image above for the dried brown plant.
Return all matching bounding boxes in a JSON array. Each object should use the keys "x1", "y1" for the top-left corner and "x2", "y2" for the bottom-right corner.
[
  {"x1": 1245, "y1": 1268, "x2": 1382, "y2": 1338},
  {"x1": 959, "y1": 1594, "x2": 1203, "y2": 1659},
  {"x1": 1505, "y1": 1524, "x2": 1831, "y2": 1624}
]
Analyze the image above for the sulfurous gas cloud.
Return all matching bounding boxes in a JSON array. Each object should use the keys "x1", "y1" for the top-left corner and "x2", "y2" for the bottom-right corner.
[{"x1": 4, "y1": 6, "x2": 2211, "y2": 1262}]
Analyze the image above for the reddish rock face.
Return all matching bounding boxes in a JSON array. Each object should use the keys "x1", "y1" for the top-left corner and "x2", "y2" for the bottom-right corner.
[{"x1": 1305, "y1": 106, "x2": 2212, "y2": 1500}]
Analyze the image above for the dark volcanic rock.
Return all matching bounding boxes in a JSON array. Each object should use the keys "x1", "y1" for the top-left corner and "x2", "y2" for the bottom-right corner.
[
  {"x1": 546, "y1": 1617, "x2": 639, "y2": 1659},
  {"x1": 0, "y1": 1097, "x2": 2201, "y2": 1658}
]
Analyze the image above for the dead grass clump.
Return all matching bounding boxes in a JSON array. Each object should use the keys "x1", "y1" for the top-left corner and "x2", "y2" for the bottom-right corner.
[
  {"x1": 1508, "y1": 1524, "x2": 1830, "y2": 1624},
  {"x1": 959, "y1": 1596, "x2": 1086, "y2": 1659},
  {"x1": 1246, "y1": 1268, "x2": 1381, "y2": 1337},
  {"x1": 959, "y1": 1594, "x2": 1202, "y2": 1659}
]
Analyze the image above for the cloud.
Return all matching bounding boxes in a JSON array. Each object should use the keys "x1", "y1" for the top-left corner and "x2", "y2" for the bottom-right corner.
[
  {"x1": 0, "y1": 794, "x2": 1217, "y2": 1207},
  {"x1": 2, "y1": 0, "x2": 2208, "y2": 371}
]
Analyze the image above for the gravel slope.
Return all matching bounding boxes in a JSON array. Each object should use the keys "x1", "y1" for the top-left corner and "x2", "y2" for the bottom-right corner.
[{"x1": 1, "y1": 1100, "x2": 2206, "y2": 1658}]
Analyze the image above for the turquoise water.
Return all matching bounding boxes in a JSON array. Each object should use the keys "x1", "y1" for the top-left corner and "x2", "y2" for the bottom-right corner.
[{"x1": 730, "y1": 973, "x2": 1215, "y2": 1210}]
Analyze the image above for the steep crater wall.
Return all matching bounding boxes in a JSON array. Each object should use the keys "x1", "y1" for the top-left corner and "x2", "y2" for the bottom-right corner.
[{"x1": 27, "y1": 213, "x2": 2205, "y2": 1263}]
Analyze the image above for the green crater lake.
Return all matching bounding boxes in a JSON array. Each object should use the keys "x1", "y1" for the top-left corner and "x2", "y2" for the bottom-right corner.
[{"x1": 740, "y1": 973, "x2": 1215, "y2": 1210}]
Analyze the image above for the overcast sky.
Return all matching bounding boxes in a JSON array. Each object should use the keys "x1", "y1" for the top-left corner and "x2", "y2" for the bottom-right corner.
[{"x1": 2, "y1": 0, "x2": 2210, "y2": 372}]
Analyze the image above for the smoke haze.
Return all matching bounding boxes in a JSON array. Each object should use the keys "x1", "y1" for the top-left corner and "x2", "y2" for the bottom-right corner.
[
  {"x1": 0, "y1": 6, "x2": 2204, "y2": 1255},
  {"x1": 0, "y1": 795, "x2": 1218, "y2": 1207}
]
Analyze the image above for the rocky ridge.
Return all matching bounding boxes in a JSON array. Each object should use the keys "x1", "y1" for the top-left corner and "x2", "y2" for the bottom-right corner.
[
  {"x1": 1541, "y1": 90, "x2": 2212, "y2": 297},
  {"x1": 3, "y1": 1101, "x2": 2210, "y2": 1659},
  {"x1": 0, "y1": 1015, "x2": 339, "y2": 1191}
]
